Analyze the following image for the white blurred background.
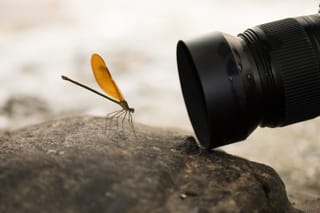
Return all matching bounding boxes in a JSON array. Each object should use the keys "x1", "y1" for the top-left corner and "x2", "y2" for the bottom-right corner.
[{"x1": 0, "y1": 0, "x2": 319, "y2": 197}]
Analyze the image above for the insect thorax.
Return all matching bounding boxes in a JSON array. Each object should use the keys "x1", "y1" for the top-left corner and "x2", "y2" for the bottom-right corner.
[{"x1": 120, "y1": 101, "x2": 134, "y2": 113}]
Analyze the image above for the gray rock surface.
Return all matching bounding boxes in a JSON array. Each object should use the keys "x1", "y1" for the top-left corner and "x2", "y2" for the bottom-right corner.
[{"x1": 0, "y1": 116, "x2": 301, "y2": 212}]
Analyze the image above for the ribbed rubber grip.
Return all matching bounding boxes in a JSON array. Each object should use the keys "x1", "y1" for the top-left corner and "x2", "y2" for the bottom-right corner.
[{"x1": 259, "y1": 18, "x2": 320, "y2": 124}]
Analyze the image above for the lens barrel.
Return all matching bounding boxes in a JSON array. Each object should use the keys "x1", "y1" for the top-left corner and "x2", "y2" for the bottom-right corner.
[{"x1": 177, "y1": 14, "x2": 320, "y2": 149}]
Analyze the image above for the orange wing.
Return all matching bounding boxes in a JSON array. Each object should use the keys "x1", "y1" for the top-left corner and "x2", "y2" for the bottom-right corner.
[{"x1": 91, "y1": 53, "x2": 125, "y2": 102}]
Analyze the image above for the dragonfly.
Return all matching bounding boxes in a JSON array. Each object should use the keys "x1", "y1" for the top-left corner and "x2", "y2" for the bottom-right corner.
[{"x1": 61, "y1": 53, "x2": 135, "y2": 135}]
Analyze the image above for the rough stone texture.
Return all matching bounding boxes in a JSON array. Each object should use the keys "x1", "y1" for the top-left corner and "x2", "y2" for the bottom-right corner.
[
  {"x1": 0, "y1": 116, "x2": 301, "y2": 212},
  {"x1": 289, "y1": 193, "x2": 320, "y2": 213}
]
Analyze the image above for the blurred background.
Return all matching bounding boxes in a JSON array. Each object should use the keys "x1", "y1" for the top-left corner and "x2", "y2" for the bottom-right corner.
[{"x1": 0, "y1": 0, "x2": 319, "y2": 197}]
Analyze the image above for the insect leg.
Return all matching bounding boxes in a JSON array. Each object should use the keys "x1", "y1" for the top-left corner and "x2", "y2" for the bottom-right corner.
[
  {"x1": 114, "y1": 109, "x2": 126, "y2": 135},
  {"x1": 106, "y1": 110, "x2": 121, "y2": 131},
  {"x1": 114, "y1": 109, "x2": 126, "y2": 129},
  {"x1": 128, "y1": 112, "x2": 137, "y2": 137},
  {"x1": 121, "y1": 110, "x2": 128, "y2": 130},
  {"x1": 107, "y1": 109, "x2": 123, "y2": 117},
  {"x1": 105, "y1": 109, "x2": 124, "y2": 134}
]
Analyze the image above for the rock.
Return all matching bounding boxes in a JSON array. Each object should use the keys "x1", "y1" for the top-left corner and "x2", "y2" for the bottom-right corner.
[
  {"x1": 0, "y1": 116, "x2": 301, "y2": 212},
  {"x1": 0, "y1": 95, "x2": 52, "y2": 129},
  {"x1": 289, "y1": 192, "x2": 320, "y2": 213}
]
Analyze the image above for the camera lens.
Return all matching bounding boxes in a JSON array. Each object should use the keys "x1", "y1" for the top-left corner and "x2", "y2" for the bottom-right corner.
[{"x1": 177, "y1": 14, "x2": 320, "y2": 149}]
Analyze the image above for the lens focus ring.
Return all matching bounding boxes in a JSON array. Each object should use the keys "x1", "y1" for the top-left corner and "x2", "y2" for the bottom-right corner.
[{"x1": 258, "y1": 18, "x2": 320, "y2": 124}]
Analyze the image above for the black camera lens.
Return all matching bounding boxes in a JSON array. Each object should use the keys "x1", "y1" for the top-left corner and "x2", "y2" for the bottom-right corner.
[{"x1": 177, "y1": 14, "x2": 320, "y2": 149}]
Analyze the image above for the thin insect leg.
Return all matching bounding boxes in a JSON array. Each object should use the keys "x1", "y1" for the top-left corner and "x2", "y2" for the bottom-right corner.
[
  {"x1": 109, "y1": 109, "x2": 125, "y2": 122},
  {"x1": 114, "y1": 109, "x2": 126, "y2": 131},
  {"x1": 104, "y1": 115, "x2": 108, "y2": 134},
  {"x1": 129, "y1": 112, "x2": 137, "y2": 137},
  {"x1": 113, "y1": 109, "x2": 125, "y2": 121},
  {"x1": 107, "y1": 110, "x2": 123, "y2": 117},
  {"x1": 105, "y1": 109, "x2": 122, "y2": 133},
  {"x1": 105, "y1": 112, "x2": 116, "y2": 134},
  {"x1": 107, "y1": 109, "x2": 124, "y2": 125},
  {"x1": 104, "y1": 110, "x2": 119, "y2": 133},
  {"x1": 114, "y1": 110, "x2": 126, "y2": 135},
  {"x1": 105, "y1": 109, "x2": 124, "y2": 134},
  {"x1": 112, "y1": 110, "x2": 125, "y2": 131},
  {"x1": 131, "y1": 113, "x2": 137, "y2": 137},
  {"x1": 121, "y1": 110, "x2": 128, "y2": 130}
]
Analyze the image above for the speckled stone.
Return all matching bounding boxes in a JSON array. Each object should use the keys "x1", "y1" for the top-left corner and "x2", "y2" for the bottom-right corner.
[{"x1": 0, "y1": 116, "x2": 301, "y2": 212}]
